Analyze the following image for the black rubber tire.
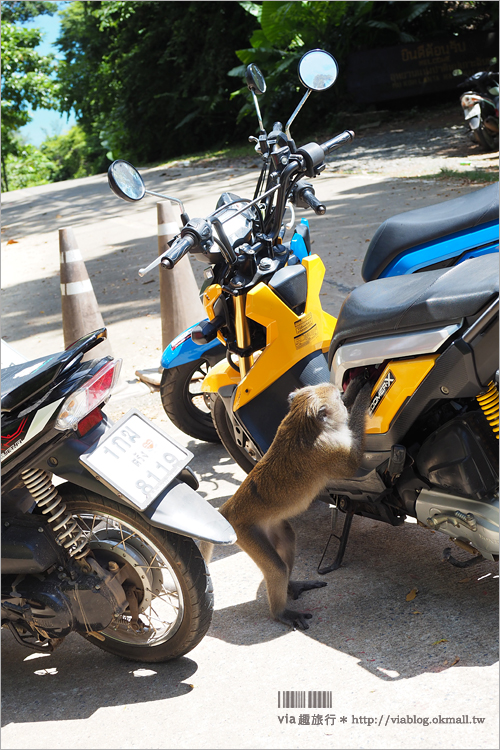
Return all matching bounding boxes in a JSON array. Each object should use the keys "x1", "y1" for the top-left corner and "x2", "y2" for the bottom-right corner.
[
  {"x1": 60, "y1": 486, "x2": 213, "y2": 663},
  {"x1": 212, "y1": 394, "x2": 256, "y2": 474},
  {"x1": 160, "y1": 361, "x2": 221, "y2": 443},
  {"x1": 472, "y1": 124, "x2": 497, "y2": 151}
]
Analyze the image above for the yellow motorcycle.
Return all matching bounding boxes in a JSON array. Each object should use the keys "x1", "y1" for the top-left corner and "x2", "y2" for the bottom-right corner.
[{"x1": 108, "y1": 50, "x2": 498, "y2": 572}]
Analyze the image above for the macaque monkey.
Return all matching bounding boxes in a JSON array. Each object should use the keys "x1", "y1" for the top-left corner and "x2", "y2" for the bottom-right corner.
[{"x1": 202, "y1": 377, "x2": 371, "y2": 630}]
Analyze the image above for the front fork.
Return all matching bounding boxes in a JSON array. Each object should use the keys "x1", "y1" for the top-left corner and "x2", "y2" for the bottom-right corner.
[{"x1": 234, "y1": 293, "x2": 254, "y2": 378}]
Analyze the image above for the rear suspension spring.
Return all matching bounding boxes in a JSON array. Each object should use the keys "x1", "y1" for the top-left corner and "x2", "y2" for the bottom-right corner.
[
  {"x1": 21, "y1": 468, "x2": 89, "y2": 559},
  {"x1": 477, "y1": 381, "x2": 499, "y2": 440}
]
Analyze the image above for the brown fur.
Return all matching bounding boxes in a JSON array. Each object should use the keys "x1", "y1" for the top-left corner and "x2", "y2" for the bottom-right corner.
[{"x1": 202, "y1": 378, "x2": 371, "y2": 630}]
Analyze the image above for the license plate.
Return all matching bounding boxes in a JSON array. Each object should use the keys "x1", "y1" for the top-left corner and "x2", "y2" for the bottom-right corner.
[{"x1": 80, "y1": 409, "x2": 193, "y2": 510}]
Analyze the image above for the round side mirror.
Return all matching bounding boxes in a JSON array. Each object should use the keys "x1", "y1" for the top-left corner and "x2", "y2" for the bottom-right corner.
[
  {"x1": 298, "y1": 49, "x2": 338, "y2": 91},
  {"x1": 108, "y1": 160, "x2": 146, "y2": 202},
  {"x1": 246, "y1": 63, "x2": 266, "y2": 94}
]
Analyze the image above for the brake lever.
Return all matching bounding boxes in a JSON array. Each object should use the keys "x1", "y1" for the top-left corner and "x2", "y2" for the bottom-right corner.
[{"x1": 139, "y1": 253, "x2": 169, "y2": 277}]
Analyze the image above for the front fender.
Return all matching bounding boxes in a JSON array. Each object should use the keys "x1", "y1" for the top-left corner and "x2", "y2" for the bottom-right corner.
[
  {"x1": 201, "y1": 359, "x2": 241, "y2": 393},
  {"x1": 161, "y1": 321, "x2": 224, "y2": 369}
]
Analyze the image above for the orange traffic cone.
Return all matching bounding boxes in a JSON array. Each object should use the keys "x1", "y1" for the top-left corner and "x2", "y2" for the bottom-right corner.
[
  {"x1": 59, "y1": 227, "x2": 112, "y2": 360},
  {"x1": 135, "y1": 201, "x2": 204, "y2": 388},
  {"x1": 157, "y1": 201, "x2": 204, "y2": 350}
]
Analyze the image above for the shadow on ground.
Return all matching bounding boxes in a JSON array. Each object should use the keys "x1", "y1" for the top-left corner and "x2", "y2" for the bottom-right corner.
[
  {"x1": 207, "y1": 500, "x2": 499, "y2": 681},
  {"x1": 0, "y1": 632, "x2": 197, "y2": 725}
]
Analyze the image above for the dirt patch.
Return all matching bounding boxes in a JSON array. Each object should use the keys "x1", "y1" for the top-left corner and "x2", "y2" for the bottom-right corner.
[{"x1": 159, "y1": 103, "x2": 499, "y2": 180}]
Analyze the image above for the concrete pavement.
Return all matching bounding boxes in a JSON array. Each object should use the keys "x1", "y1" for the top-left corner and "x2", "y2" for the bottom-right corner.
[{"x1": 1, "y1": 159, "x2": 498, "y2": 749}]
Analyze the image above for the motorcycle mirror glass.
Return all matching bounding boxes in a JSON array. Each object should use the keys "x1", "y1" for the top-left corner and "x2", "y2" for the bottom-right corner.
[
  {"x1": 298, "y1": 49, "x2": 338, "y2": 91},
  {"x1": 246, "y1": 63, "x2": 266, "y2": 94},
  {"x1": 108, "y1": 160, "x2": 146, "y2": 202}
]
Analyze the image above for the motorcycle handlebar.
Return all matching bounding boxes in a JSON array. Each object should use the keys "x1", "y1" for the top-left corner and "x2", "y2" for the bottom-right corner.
[
  {"x1": 320, "y1": 129, "x2": 355, "y2": 155},
  {"x1": 301, "y1": 187, "x2": 326, "y2": 215},
  {"x1": 160, "y1": 234, "x2": 196, "y2": 270}
]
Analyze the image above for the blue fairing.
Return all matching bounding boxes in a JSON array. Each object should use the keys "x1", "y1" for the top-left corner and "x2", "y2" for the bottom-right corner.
[
  {"x1": 290, "y1": 218, "x2": 309, "y2": 261},
  {"x1": 381, "y1": 220, "x2": 499, "y2": 277},
  {"x1": 161, "y1": 322, "x2": 222, "y2": 368}
]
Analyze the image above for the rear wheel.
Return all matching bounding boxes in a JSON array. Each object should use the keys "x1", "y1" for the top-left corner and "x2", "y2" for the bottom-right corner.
[
  {"x1": 61, "y1": 487, "x2": 213, "y2": 662},
  {"x1": 211, "y1": 394, "x2": 256, "y2": 474},
  {"x1": 160, "y1": 359, "x2": 221, "y2": 443}
]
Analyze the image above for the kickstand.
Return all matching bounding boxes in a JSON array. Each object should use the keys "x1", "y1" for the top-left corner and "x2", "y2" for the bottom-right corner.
[
  {"x1": 442, "y1": 547, "x2": 484, "y2": 568},
  {"x1": 317, "y1": 508, "x2": 354, "y2": 575}
]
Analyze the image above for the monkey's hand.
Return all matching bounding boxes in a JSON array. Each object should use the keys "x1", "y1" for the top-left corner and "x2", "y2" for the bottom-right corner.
[
  {"x1": 277, "y1": 608, "x2": 313, "y2": 631},
  {"x1": 342, "y1": 373, "x2": 369, "y2": 410},
  {"x1": 288, "y1": 580, "x2": 327, "y2": 600}
]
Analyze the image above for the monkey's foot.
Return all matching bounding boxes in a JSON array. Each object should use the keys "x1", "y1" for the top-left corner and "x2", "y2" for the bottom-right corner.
[
  {"x1": 288, "y1": 579, "x2": 327, "y2": 600},
  {"x1": 276, "y1": 608, "x2": 313, "y2": 631}
]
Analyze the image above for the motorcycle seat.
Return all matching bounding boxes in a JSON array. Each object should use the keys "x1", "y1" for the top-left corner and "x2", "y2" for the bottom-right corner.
[
  {"x1": 1, "y1": 329, "x2": 107, "y2": 413},
  {"x1": 1, "y1": 353, "x2": 75, "y2": 413},
  {"x1": 362, "y1": 183, "x2": 499, "y2": 281},
  {"x1": 328, "y1": 253, "x2": 498, "y2": 364}
]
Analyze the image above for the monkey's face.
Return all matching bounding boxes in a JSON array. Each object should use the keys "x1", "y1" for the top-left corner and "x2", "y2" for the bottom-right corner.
[{"x1": 288, "y1": 383, "x2": 348, "y2": 428}]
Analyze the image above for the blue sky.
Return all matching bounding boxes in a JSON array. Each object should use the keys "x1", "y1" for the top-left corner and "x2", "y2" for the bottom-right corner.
[{"x1": 19, "y1": 4, "x2": 77, "y2": 147}]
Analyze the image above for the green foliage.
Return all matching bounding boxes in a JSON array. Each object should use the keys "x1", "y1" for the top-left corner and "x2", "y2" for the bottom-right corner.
[
  {"x1": 55, "y1": 1, "x2": 259, "y2": 166},
  {"x1": 2, "y1": 141, "x2": 57, "y2": 190},
  {"x1": 1, "y1": 0, "x2": 59, "y2": 189},
  {"x1": 1, "y1": 1, "x2": 57, "y2": 23},
  {"x1": 231, "y1": 1, "x2": 499, "y2": 135},
  {"x1": 41, "y1": 125, "x2": 94, "y2": 180},
  {"x1": 1, "y1": 126, "x2": 98, "y2": 192},
  {"x1": 1, "y1": 22, "x2": 57, "y2": 139}
]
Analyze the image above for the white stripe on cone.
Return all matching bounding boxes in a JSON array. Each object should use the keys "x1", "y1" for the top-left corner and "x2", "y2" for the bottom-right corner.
[
  {"x1": 60, "y1": 279, "x2": 93, "y2": 295},
  {"x1": 60, "y1": 248, "x2": 83, "y2": 263},
  {"x1": 158, "y1": 222, "x2": 179, "y2": 236}
]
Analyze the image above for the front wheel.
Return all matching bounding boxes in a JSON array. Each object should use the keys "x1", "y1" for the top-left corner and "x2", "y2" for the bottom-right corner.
[
  {"x1": 60, "y1": 486, "x2": 213, "y2": 662},
  {"x1": 160, "y1": 360, "x2": 221, "y2": 443}
]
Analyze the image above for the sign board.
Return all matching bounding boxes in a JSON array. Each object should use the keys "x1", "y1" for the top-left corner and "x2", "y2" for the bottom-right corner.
[{"x1": 346, "y1": 32, "x2": 498, "y2": 103}]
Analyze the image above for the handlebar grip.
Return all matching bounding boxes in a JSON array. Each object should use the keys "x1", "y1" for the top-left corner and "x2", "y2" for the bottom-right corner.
[
  {"x1": 301, "y1": 188, "x2": 326, "y2": 215},
  {"x1": 320, "y1": 130, "x2": 355, "y2": 155},
  {"x1": 160, "y1": 234, "x2": 195, "y2": 270}
]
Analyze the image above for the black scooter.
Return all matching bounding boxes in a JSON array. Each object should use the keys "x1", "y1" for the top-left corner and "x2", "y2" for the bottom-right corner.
[
  {"x1": 1, "y1": 329, "x2": 235, "y2": 662},
  {"x1": 458, "y1": 70, "x2": 499, "y2": 151}
]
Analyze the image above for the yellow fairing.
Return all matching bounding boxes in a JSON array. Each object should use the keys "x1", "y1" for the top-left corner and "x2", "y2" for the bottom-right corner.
[
  {"x1": 201, "y1": 358, "x2": 241, "y2": 393},
  {"x1": 201, "y1": 256, "x2": 336, "y2": 403},
  {"x1": 232, "y1": 255, "x2": 335, "y2": 410},
  {"x1": 366, "y1": 355, "x2": 437, "y2": 434},
  {"x1": 203, "y1": 284, "x2": 222, "y2": 319},
  {"x1": 202, "y1": 284, "x2": 227, "y2": 345}
]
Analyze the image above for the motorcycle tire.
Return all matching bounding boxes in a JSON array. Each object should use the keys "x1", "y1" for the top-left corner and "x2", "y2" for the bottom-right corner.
[
  {"x1": 472, "y1": 123, "x2": 497, "y2": 151},
  {"x1": 60, "y1": 485, "x2": 213, "y2": 662},
  {"x1": 211, "y1": 394, "x2": 256, "y2": 474},
  {"x1": 160, "y1": 360, "x2": 221, "y2": 443}
]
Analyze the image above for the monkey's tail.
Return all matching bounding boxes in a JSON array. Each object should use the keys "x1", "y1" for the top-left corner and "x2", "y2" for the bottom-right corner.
[{"x1": 199, "y1": 540, "x2": 215, "y2": 564}]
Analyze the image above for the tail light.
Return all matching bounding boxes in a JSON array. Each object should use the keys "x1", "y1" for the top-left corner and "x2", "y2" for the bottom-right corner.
[
  {"x1": 461, "y1": 94, "x2": 482, "y2": 108},
  {"x1": 55, "y1": 359, "x2": 122, "y2": 431}
]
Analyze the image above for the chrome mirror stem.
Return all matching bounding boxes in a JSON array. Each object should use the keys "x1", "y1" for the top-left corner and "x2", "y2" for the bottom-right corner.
[
  {"x1": 285, "y1": 89, "x2": 311, "y2": 139},
  {"x1": 251, "y1": 90, "x2": 265, "y2": 132},
  {"x1": 145, "y1": 190, "x2": 185, "y2": 215}
]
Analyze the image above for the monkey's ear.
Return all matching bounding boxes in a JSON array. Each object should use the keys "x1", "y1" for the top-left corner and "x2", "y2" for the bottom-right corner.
[{"x1": 317, "y1": 405, "x2": 328, "y2": 421}]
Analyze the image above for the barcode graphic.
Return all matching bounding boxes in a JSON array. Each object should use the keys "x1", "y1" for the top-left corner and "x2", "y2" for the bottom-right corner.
[{"x1": 278, "y1": 691, "x2": 332, "y2": 708}]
